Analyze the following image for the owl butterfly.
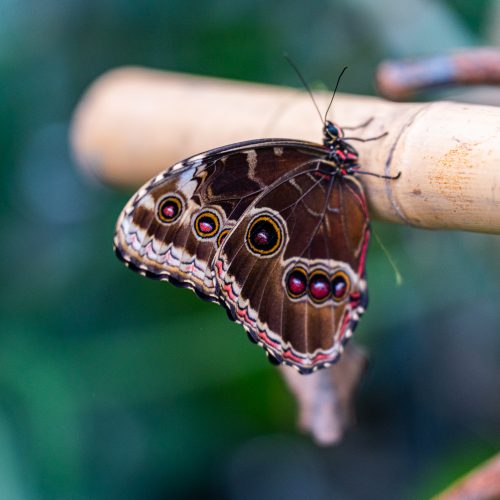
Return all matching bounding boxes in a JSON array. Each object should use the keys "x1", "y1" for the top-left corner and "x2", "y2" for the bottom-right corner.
[{"x1": 114, "y1": 69, "x2": 398, "y2": 374}]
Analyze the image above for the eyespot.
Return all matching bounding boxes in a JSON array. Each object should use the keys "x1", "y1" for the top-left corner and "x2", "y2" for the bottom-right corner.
[
  {"x1": 217, "y1": 228, "x2": 230, "y2": 247},
  {"x1": 308, "y1": 270, "x2": 331, "y2": 303},
  {"x1": 194, "y1": 210, "x2": 221, "y2": 239},
  {"x1": 157, "y1": 195, "x2": 183, "y2": 223},
  {"x1": 286, "y1": 267, "x2": 307, "y2": 299},
  {"x1": 331, "y1": 271, "x2": 350, "y2": 301},
  {"x1": 246, "y1": 213, "x2": 284, "y2": 257}
]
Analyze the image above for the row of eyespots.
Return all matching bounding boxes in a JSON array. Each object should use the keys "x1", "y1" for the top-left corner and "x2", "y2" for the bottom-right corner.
[
  {"x1": 286, "y1": 267, "x2": 351, "y2": 303},
  {"x1": 157, "y1": 195, "x2": 230, "y2": 247},
  {"x1": 157, "y1": 196, "x2": 286, "y2": 256},
  {"x1": 193, "y1": 209, "x2": 284, "y2": 254}
]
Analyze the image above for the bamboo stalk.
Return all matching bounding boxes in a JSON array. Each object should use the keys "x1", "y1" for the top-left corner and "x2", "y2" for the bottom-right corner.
[{"x1": 71, "y1": 66, "x2": 500, "y2": 234}]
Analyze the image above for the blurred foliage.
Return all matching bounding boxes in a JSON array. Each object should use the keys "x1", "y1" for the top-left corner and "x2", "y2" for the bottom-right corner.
[
  {"x1": 444, "y1": 0, "x2": 492, "y2": 34},
  {"x1": 0, "y1": 0, "x2": 499, "y2": 499}
]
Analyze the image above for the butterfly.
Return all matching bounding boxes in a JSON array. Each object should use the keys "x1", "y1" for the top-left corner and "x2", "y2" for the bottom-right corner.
[{"x1": 113, "y1": 69, "x2": 398, "y2": 374}]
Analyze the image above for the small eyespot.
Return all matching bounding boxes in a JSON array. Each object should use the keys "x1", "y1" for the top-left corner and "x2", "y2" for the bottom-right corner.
[
  {"x1": 286, "y1": 267, "x2": 307, "y2": 298},
  {"x1": 246, "y1": 213, "x2": 284, "y2": 257},
  {"x1": 217, "y1": 228, "x2": 230, "y2": 247},
  {"x1": 157, "y1": 195, "x2": 183, "y2": 223},
  {"x1": 309, "y1": 271, "x2": 331, "y2": 303},
  {"x1": 331, "y1": 271, "x2": 350, "y2": 301},
  {"x1": 194, "y1": 210, "x2": 220, "y2": 239}
]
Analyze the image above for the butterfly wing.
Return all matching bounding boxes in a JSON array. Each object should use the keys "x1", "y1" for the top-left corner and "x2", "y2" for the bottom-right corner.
[
  {"x1": 215, "y1": 167, "x2": 370, "y2": 373},
  {"x1": 114, "y1": 139, "x2": 327, "y2": 301}
]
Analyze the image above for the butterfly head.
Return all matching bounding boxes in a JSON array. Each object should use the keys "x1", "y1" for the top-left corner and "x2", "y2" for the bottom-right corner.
[{"x1": 323, "y1": 120, "x2": 344, "y2": 146}]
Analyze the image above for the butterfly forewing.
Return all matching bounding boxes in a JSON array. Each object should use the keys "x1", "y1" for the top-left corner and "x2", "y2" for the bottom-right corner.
[{"x1": 114, "y1": 139, "x2": 327, "y2": 301}]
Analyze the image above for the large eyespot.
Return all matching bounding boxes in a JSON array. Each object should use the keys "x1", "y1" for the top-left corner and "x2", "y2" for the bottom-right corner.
[
  {"x1": 246, "y1": 212, "x2": 284, "y2": 257},
  {"x1": 286, "y1": 267, "x2": 307, "y2": 299},
  {"x1": 331, "y1": 271, "x2": 350, "y2": 301},
  {"x1": 217, "y1": 228, "x2": 230, "y2": 247},
  {"x1": 193, "y1": 210, "x2": 221, "y2": 239},
  {"x1": 308, "y1": 270, "x2": 331, "y2": 303},
  {"x1": 157, "y1": 195, "x2": 183, "y2": 223}
]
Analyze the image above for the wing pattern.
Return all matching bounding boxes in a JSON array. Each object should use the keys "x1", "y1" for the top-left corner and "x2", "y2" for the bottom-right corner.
[{"x1": 114, "y1": 139, "x2": 370, "y2": 372}]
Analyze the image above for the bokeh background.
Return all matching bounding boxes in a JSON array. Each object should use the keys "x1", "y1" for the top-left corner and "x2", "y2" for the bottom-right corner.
[{"x1": 1, "y1": 0, "x2": 499, "y2": 498}]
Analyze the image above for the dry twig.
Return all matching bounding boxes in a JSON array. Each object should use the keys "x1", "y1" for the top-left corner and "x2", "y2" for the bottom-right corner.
[
  {"x1": 280, "y1": 345, "x2": 367, "y2": 445},
  {"x1": 376, "y1": 47, "x2": 500, "y2": 100},
  {"x1": 436, "y1": 453, "x2": 500, "y2": 500}
]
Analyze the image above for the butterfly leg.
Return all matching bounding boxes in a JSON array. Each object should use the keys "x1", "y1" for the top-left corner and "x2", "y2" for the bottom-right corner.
[
  {"x1": 343, "y1": 131, "x2": 388, "y2": 142},
  {"x1": 348, "y1": 161, "x2": 401, "y2": 180},
  {"x1": 342, "y1": 116, "x2": 374, "y2": 131},
  {"x1": 355, "y1": 169, "x2": 401, "y2": 180}
]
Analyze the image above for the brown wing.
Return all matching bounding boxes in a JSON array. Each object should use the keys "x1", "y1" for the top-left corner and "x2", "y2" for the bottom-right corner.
[
  {"x1": 114, "y1": 139, "x2": 326, "y2": 300},
  {"x1": 215, "y1": 167, "x2": 370, "y2": 373}
]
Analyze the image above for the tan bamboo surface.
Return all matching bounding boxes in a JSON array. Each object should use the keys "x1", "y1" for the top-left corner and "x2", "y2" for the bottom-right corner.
[{"x1": 71, "y1": 67, "x2": 500, "y2": 234}]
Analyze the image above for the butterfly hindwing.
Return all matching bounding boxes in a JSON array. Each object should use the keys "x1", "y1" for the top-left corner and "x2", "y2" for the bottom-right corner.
[{"x1": 214, "y1": 165, "x2": 370, "y2": 373}]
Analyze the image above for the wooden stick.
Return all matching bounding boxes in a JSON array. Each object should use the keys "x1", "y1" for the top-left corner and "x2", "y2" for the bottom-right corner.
[
  {"x1": 71, "y1": 66, "x2": 500, "y2": 234},
  {"x1": 376, "y1": 47, "x2": 500, "y2": 100},
  {"x1": 436, "y1": 453, "x2": 500, "y2": 500}
]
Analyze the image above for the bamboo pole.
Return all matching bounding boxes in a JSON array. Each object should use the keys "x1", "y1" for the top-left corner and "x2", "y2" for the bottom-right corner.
[{"x1": 71, "y1": 67, "x2": 500, "y2": 234}]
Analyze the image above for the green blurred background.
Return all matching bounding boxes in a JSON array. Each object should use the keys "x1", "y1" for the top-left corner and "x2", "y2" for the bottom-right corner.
[{"x1": 1, "y1": 0, "x2": 499, "y2": 498}]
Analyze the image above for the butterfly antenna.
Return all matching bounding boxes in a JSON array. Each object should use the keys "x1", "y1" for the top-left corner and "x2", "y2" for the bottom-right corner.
[
  {"x1": 373, "y1": 228, "x2": 403, "y2": 286},
  {"x1": 284, "y1": 53, "x2": 324, "y2": 126},
  {"x1": 324, "y1": 66, "x2": 348, "y2": 123}
]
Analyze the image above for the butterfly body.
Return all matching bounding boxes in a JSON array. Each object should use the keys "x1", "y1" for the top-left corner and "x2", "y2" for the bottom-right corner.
[{"x1": 114, "y1": 121, "x2": 372, "y2": 374}]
